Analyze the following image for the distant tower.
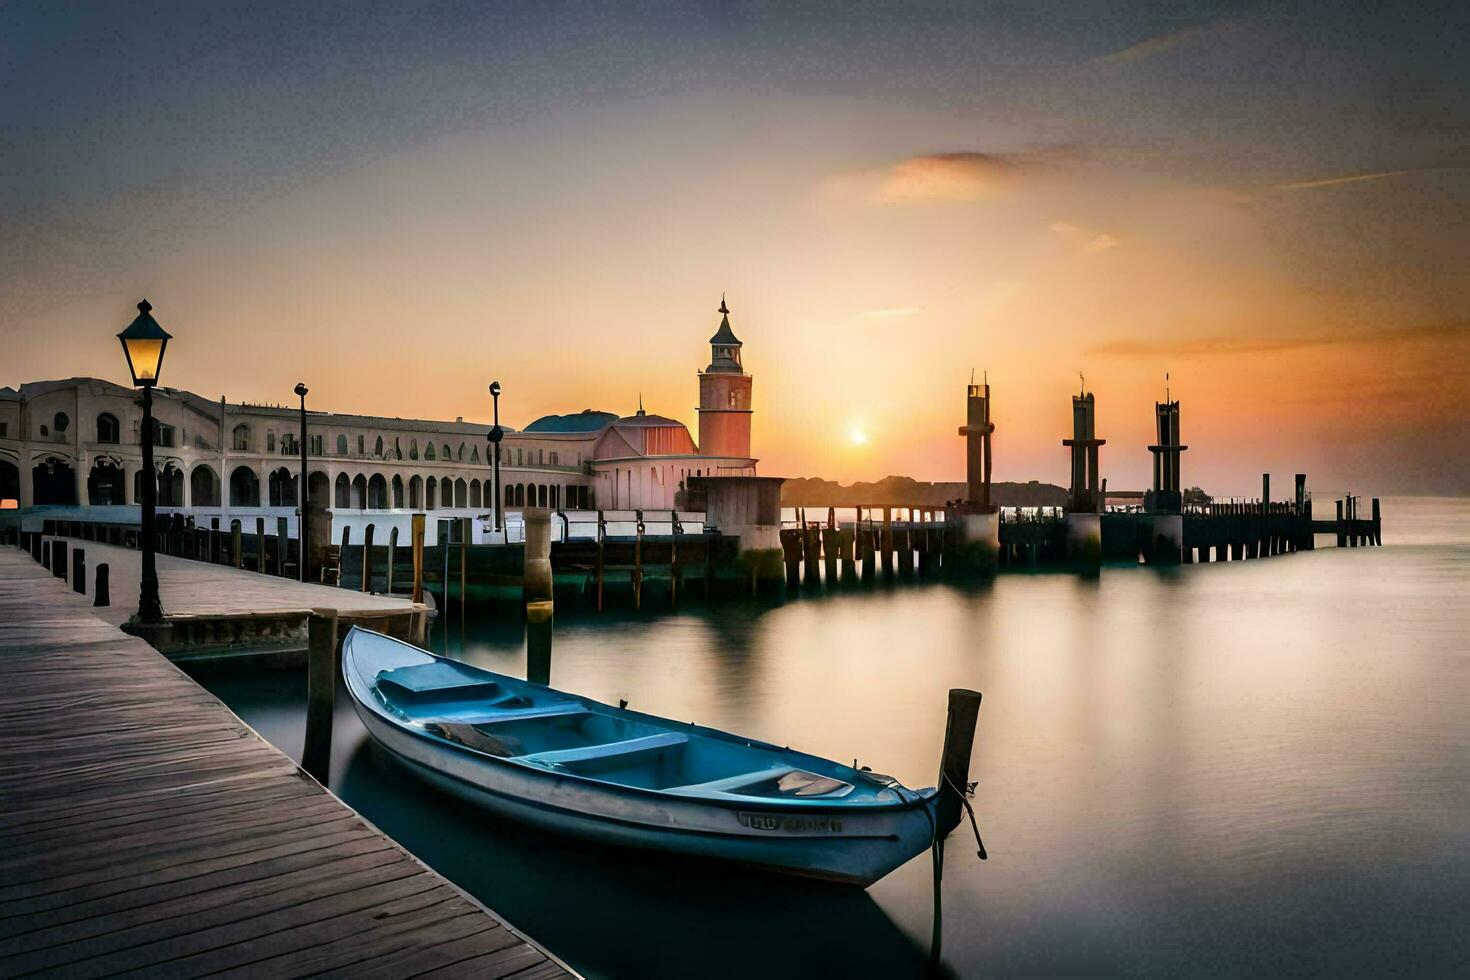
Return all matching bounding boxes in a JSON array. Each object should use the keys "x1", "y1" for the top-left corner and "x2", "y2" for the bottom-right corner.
[
  {"x1": 1062, "y1": 383, "x2": 1105, "y2": 514},
  {"x1": 1146, "y1": 398, "x2": 1187, "y2": 513},
  {"x1": 957, "y1": 377, "x2": 996, "y2": 512},
  {"x1": 697, "y1": 295, "x2": 754, "y2": 459}
]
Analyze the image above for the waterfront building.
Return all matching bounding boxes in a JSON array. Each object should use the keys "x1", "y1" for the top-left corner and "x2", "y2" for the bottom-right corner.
[{"x1": 0, "y1": 299, "x2": 758, "y2": 524}]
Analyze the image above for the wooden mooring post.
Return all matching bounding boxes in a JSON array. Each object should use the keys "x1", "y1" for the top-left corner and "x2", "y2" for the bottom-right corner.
[
  {"x1": 231, "y1": 520, "x2": 243, "y2": 568},
  {"x1": 823, "y1": 509, "x2": 839, "y2": 587},
  {"x1": 526, "y1": 599, "x2": 553, "y2": 686},
  {"x1": 410, "y1": 513, "x2": 425, "y2": 605},
  {"x1": 303, "y1": 609, "x2": 338, "y2": 786},
  {"x1": 50, "y1": 540, "x2": 66, "y2": 579},
  {"x1": 460, "y1": 516, "x2": 470, "y2": 649},
  {"x1": 276, "y1": 516, "x2": 289, "y2": 576},
  {"x1": 936, "y1": 688, "x2": 983, "y2": 837},
  {"x1": 386, "y1": 526, "x2": 398, "y2": 595},
  {"x1": 881, "y1": 507, "x2": 894, "y2": 582},
  {"x1": 255, "y1": 517, "x2": 267, "y2": 573},
  {"x1": 633, "y1": 511, "x2": 645, "y2": 610},
  {"x1": 71, "y1": 547, "x2": 85, "y2": 594},
  {"x1": 596, "y1": 511, "x2": 606, "y2": 612},
  {"x1": 360, "y1": 523, "x2": 375, "y2": 593},
  {"x1": 669, "y1": 510, "x2": 681, "y2": 609}
]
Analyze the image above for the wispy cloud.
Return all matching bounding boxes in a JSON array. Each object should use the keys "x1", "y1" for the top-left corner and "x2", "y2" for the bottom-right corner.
[
  {"x1": 1095, "y1": 21, "x2": 1218, "y2": 65},
  {"x1": 1087, "y1": 321, "x2": 1468, "y2": 357},
  {"x1": 1277, "y1": 166, "x2": 1466, "y2": 191},
  {"x1": 872, "y1": 152, "x2": 1022, "y2": 204},
  {"x1": 1083, "y1": 233, "x2": 1119, "y2": 254},
  {"x1": 1050, "y1": 220, "x2": 1119, "y2": 255}
]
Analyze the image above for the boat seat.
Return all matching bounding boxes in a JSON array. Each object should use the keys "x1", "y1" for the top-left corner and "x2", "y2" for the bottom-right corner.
[
  {"x1": 668, "y1": 767, "x2": 855, "y2": 800},
  {"x1": 452, "y1": 702, "x2": 588, "y2": 725},
  {"x1": 519, "y1": 732, "x2": 688, "y2": 767},
  {"x1": 377, "y1": 662, "x2": 523, "y2": 707}
]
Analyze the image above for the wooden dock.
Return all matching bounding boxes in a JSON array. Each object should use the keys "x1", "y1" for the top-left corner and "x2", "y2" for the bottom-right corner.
[{"x1": 0, "y1": 546, "x2": 574, "y2": 979}]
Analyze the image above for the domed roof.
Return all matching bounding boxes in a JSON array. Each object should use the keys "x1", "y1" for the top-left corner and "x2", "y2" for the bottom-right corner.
[{"x1": 523, "y1": 409, "x2": 618, "y2": 433}]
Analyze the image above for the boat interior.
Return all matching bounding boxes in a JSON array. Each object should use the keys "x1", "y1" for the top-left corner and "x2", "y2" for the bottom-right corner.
[{"x1": 363, "y1": 653, "x2": 909, "y2": 806}]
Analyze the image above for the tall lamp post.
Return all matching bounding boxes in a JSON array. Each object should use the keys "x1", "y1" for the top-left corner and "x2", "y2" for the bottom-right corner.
[
  {"x1": 294, "y1": 383, "x2": 309, "y2": 581},
  {"x1": 117, "y1": 299, "x2": 171, "y2": 624},
  {"x1": 488, "y1": 382, "x2": 503, "y2": 534}
]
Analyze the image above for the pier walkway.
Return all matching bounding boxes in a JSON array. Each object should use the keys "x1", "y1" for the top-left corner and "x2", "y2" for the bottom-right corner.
[{"x1": 0, "y1": 547, "x2": 573, "y2": 979}]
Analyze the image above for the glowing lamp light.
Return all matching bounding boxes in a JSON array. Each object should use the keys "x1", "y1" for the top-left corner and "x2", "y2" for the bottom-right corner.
[{"x1": 117, "y1": 299, "x2": 172, "y2": 387}]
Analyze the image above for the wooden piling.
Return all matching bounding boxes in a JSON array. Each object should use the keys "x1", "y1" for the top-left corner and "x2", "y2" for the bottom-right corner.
[
  {"x1": 803, "y1": 521, "x2": 821, "y2": 588},
  {"x1": 303, "y1": 609, "x2": 338, "y2": 785},
  {"x1": 386, "y1": 526, "x2": 398, "y2": 595},
  {"x1": 410, "y1": 513, "x2": 425, "y2": 604},
  {"x1": 1371, "y1": 497, "x2": 1382, "y2": 545},
  {"x1": 633, "y1": 511, "x2": 644, "y2": 610},
  {"x1": 71, "y1": 548, "x2": 85, "y2": 594},
  {"x1": 93, "y1": 563, "x2": 109, "y2": 607},
  {"x1": 440, "y1": 520, "x2": 451, "y2": 651},
  {"x1": 823, "y1": 526, "x2": 839, "y2": 586},
  {"x1": 881, "y1": 507, "x2": 894, "y2": 582},
  {"x1": 840, "y1": 525, "x2": 856, "y2": 582},
  {"x1": 51, "y1": 540, "x2": 66, "y2": 579},
  {"x1": 360, "y1": 523, "x2": 375, "y2": 593},
  {"x1": 256, "y1": 517, "x2": 267, "y2": 573},
  {"x1": 1335, "y1": 500, "x2": 1346, "y2": 547},
  {"x1": 276, "y1": 517, "x2": 289, "y2": 576},
  {"x1": 936, "y1": 688, "x2": 983, "y2": 838},
  {"x1": 595, "y1": 511, "x2": 606, "y2": 612},
  {"x1": 460, "y1": 516, "x2": 470, "y2": 648},
  {"x1": 526, "y1": 599, "x2": 553, "y2": 686},
  {"x1": 670, "y1": 510, "x2": 680, "y2": 609}
]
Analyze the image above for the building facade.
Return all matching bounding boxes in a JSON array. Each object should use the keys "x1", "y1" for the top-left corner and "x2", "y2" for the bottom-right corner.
[{"x1": 0, "y1": 298, "x2": 758, "y2": 523}]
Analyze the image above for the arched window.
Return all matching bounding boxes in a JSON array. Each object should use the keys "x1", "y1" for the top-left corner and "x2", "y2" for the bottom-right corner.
[
  {"x1": 229, "y1": 466, "x2": 259, "y2": 507},
  {"x1": 158, "y1": 463, "x2": 184, "y2": 506},
  {"x1": 375, "y1": 435, "x2": 384, "y2": 458},
  {"x1": 267, "y1": 467, "x2": 297, "y2": 507},
  {"x1": 357, "y1": 434, "x2": 365, "y2": 455},
  {"x1": 454, "y1": 478, "x2": 467, "y2": 508},
  {"x1": 538, "y1": 484, "x2": 548, "y2": 507},
  {"x1": 96, "y1": 413, "x2": 120, "y2": 444},
  {"x1": 336, "y1": 434, "x2": 348, "y2": 455},
  {"x1": 367, "y1": 474, "x2": 388, "y2": 509},
  {"x1": 409, "y1": 475, "x2": 422, "y2": 509},
  {"x1": 469, "y1": 479, "x2": 481, "y2": 508},
  {"x1": 425, "y1": 443, "x2": 436, "y2": 460},
  {"x1": 550, "y1": 485, "x2": 559, "y2": 509},
  {"x1": 266, "y1": 431, "x2": 276, "y2": 452},
  {"x1": 442, "y1": 443, "x2": 451, "y2": 461},
  {"x1": 334, "y1": 473, "x2": 350, "y2": 508},
  {"x1": 190, "y1": 465, "x2": 220, "y2": 506},
  {"x1": 549, "y1": 451, "x2": 558, "y2": 465},
  {"x1": 87, "y1": 458, "x2": 125, "y2": 505},
  {"x1": 53, "y1": 412, "x2": 70, "y2": 434},
  {"x1": 425, "y1": 477, "x2": 437, "y2": 509},
  {"x1": 505, "y1": 484, "x2": 515, "y2": 507},
  {"x1": 351, "y1": 474, "x2": 367, "y2": 509},
  {"x1": 409, "y1": 439, "x2": 418, "y2": 460},
  {"x1": 470, "y1": 446, "x2": 480, "y2": 463},
  {"x1": 457, "y1": 443, "x2": 465, "y2": 461},
  {"x1": 232, "y1": 424, "x2": 251, "y2": 452},
  {"x1": 392, "y1": 474, "x2": 404, "y2": 508}
]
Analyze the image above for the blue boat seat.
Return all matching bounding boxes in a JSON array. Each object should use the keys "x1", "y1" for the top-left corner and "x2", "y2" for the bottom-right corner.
[
  {"x1": 668, "y1": 767, "x2": 855, "y2": 800},
  {"x1": 519, "y1": 732, "x2": 688, "y2": 768},
  {"x1": 378, "y1": 662, "x2": 523, "y2": 707}
]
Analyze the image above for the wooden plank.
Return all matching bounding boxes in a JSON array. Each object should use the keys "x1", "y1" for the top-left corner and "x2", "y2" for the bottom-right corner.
[{"x1": 0, "y1": 549, "x2": 569, "y2": 979}]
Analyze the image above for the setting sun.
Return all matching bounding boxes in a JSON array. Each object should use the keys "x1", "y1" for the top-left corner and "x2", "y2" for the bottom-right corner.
[{"x1": 848, "y1": 425, "x2": 869, "y2": 446}]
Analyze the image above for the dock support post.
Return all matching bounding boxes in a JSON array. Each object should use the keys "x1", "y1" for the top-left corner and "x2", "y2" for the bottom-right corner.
[
  {"x1": 1372, "y1": 498, "x2": 1382, "y2": 545},
  {"x1": 936, "y1": 688, "x2": 983, "y2": 838},
  {"x1": 51, "y1": 540, "x2": 66, "y2": 579},
  {"x1": 276, "y1": 517, "x2": 289, "y2": 576},
  {"x1": 803, "y1": 519, "x2": 821, "y2": 589},
  {"x1": 440, "y1": 520, "x2": 451, "y2": 651},
  {"x1": 523, "y1": 509, "x2": 553, "y2": 605},
  {"x1": 460, "y1": 517, "x2": 470, "y2": 648},
  {"x1": 840, "y1": 525, "x2": 856, "y2": 582},
  {"x1": 1335, "y1": 500, "x2": 1346, "y2": 547},
  {"x1": 256, "y1": 517, "x2": 267, "y2": 574},
  {"x1": 386, "y1": 526, "x2": 398, "y2": 595},
  {"x1": 303, "y1": 609, "x2": 338, "y2": 786},
  {"x1": 633, "y1": 511, "x2": 644, "y2": 610},
  {"x1": 410, "y1": 514, "x2": 425, "y2": 605},
  {"x1": 231, "y1": 520, "x2": 242, "y2": 568},
  {"x1": 881, "y1": 507, "x2": 894, "y2": 582},
  {"x1": 94, "y1": 563, "x2": 109, "y2": 607},
  {"x1": 823, "y1": 525, "x2": 839, "y2": 586},
  {"x1": 670, "y1": 510, "x2": 680, "y2": 609},
  {"x1": 526, "y1": 599, "x2": 553, "y2": 686},
  {"x1": 72, "y1": 548, "x2": 85, "y2": 594},
  {"x1": 595, "y1": 511, "x2": 606, "y2": 612},
  {"x1": 360, "y1": 524, "x2": 375, "y2": 593}
]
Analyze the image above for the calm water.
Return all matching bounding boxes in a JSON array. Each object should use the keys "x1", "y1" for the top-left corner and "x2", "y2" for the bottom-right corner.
[{"x1": 201, "y1": 496, "x2": 1470, "y2": 977}]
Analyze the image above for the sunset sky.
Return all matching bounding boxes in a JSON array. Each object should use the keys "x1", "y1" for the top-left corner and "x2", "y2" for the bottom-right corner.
[{"x1": 4, "y1": 1, "x2": 1467, "y2": 496}]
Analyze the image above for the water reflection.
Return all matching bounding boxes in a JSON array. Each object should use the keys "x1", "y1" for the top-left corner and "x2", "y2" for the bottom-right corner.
[{"x1": 200, "y1": 498, "x2": 1470, "y2": 978}]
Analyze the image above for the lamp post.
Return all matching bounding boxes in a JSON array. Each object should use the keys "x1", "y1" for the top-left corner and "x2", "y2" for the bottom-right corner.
[
  {"x1": 294, "y1": 382, "x2": 309, "y2": 581},
  {"x1": 117, "y1": 299, "x2": 171, "y2": 624},
  {"x1": 488, "y1": 382, "x2": 503, "y2": 533}
]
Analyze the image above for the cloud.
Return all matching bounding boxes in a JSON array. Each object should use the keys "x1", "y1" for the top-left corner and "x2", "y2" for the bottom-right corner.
[
  {"x1": 1087, "y1": 321, "x2": 1469, "y2": 357},
  {"x1": 1095, "y1": 21, "x2": 1218, "y2": 65},
  {"x1": 1276, "y1": 167, "x2": 1467, "y2": 191},
  {"x1": 872, "y1": 152, "x2": 1025, "y2": 204},
  {"x1": 1050, "y1": 220, "x2": 1119, "y2": 255}
]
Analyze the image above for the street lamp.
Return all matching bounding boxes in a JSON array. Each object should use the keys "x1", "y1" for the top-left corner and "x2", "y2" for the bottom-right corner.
[
  {"x1": 117, "y1": 299, "x2": 171, "y2": 624},
  {"x1": 488, "y1": 382, "x2": 503, "y2": 533},
  {"x1": 294, "y1": 383, "x2": 309, "y2": 581}
]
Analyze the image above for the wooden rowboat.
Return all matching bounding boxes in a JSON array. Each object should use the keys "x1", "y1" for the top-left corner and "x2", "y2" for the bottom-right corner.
[{"x1": 343, "y1": 626, "x2": 941, "y2": 886}]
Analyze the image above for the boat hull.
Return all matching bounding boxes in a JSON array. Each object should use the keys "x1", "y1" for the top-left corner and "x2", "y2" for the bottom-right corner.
[{"x1": 351, "y1": 694, "x2": 936, "y2": 887}]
